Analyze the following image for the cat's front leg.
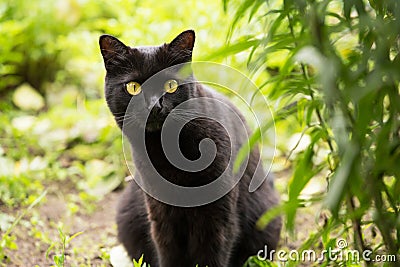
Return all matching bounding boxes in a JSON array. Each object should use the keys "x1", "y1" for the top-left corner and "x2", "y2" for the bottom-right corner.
[
  {"x1": 188, "y1": 216, "x2": 239, "y2": 267},
  {"x1": 149, "y1": 198, "x2": 239, "y2": 267},
  {"x1": 155, "y1": 222, "x2": 236, "y2": 267}
]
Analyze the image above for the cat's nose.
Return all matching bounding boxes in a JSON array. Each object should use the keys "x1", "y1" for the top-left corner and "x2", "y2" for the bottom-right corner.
[{"x1": 146, "y1": 95, "x2": 162, "y2": 111}]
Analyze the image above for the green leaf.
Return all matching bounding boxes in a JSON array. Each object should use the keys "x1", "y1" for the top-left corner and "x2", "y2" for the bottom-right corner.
[
  {"x1": 248, "y1": 0, "x2": 266, "y2": 23},
  {"x1": 66, "y1": 231, "x2": 83, "y2": 244},
  {"x1": 2, "y1": 190, "x2": 47, "y2": 238},
  {"x1": 203, "y1": 39, "x2": 260, "y2": 61},
  {"x1": 133, "y1": 254, "x2": 144, "y2": 267},
  {"x1": 46, "y1": 243, "x2": 55, "y2": 260},
  {"x1": 244, "y1": 255, "x2": 278, "y2": 267},
  {"x1": 227, "y1": 0, "x2": 258, "y2": 40},
  {"x1": 233, "y1": 119, "x2": 273, "y2": 174},
  {"x1": 234, "y1": 102, "x2": 298, "y2": 174},
  {"x1": 53, "y1": 254, "x2": 64, "y2": 267},
  {"x1": 324, "y1": 143, "x2": 358, "y2": 214},
  {"x1": 257, "y1": 202, "x2": 288, "y2": 229},
  {"x1": 222, "y1": 0, "x2": 228, "y2": 12}
]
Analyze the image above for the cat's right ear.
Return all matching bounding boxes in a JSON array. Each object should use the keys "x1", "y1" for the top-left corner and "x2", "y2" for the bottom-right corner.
[
  {"x1": 169, "y1": 30, "x2": 195, "y2": 52},
  {"x1": 99, "y1": 35, "x2": 128, "y2": 69},
  {"x1": 168, "y1": 30, "x2": 195, "y2": 63}
]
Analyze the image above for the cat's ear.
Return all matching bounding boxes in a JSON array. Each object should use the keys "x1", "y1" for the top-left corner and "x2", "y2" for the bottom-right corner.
[
  {"x1": 99, "y1": 35, "x2": 129, "y2": 68},
  {"x1": 169, "y1": 30, "x2": 195, "y2": 53}
]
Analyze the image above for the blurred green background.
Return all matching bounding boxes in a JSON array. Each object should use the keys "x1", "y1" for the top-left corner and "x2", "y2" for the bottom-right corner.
[{"x1": 1, "y1": 0, "x2": 399, "y2": 266}]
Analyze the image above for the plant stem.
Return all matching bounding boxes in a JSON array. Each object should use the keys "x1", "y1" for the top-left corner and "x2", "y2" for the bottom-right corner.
[{"x1": 346, "y1": 196, "x2": 367, "y2": 254}]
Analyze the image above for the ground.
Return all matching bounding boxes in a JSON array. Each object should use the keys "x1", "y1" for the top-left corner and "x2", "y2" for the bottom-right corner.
[
  {"x1": 1, "y1": 170, "x2": 320, "y2": 267},
  {"x1": 1, "y1": 189, "x2": 120, "y2": 266}
]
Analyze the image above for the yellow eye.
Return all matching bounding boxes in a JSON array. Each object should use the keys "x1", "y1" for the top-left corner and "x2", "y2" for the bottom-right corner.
[
  {"x1": 126, "y1": 81, "x2": 141, "y2": 95},
  {"x1": 164, "y1": 79, "x2": 178, "y2": 93}
]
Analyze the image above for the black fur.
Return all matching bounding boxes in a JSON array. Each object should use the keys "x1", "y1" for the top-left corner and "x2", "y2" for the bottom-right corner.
[{"x1": 100, "y1": 30, "x2": 281, "y2": 267}]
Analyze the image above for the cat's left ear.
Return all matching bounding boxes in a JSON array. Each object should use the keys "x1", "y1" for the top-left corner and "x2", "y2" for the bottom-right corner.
[
  {"x1": 169, "y1": 30, "x2": 195, "y2": 56},
  {"x1": 99, "y1": 35, "x2": 129, "y2": 69}
]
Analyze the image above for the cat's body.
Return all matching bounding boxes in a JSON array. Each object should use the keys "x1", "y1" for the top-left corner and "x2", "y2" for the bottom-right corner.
[{"x1": 100, "y1": 30, "x2": 281, "y2": 267}]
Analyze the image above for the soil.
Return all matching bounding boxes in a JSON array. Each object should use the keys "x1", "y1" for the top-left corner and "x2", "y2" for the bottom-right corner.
[
  {"x1": 1, "y1": 189, "x2": 121, "y2": 267},
  {"x1": 1, "y1": 170, "x2": 320, "y2": 267}
]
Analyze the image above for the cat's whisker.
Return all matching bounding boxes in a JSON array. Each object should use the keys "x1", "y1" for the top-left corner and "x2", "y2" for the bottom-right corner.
[
  {"x1": 123, "y1": 119, "x2": 139, "y2": 129},
  {"x1": 172, "y1": 109, "x2": 210, "y2": 118},
  {"x1": 115, "y1": 115, "x2": 134, "y2": 120},
  {"x1": 169, "y1": 113, "x2": 209, "y2": 123},
  {"x1": 114, "y1": 114, "x2": 136, "y2": 120},
  {"x1": 115, "y1": 117, "x2": 136, "y2": 124}
]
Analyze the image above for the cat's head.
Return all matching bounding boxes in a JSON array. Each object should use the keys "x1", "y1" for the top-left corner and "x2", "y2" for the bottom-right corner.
[{"x1": 99, "y1": 30, "x2": 196, "y2": 131}]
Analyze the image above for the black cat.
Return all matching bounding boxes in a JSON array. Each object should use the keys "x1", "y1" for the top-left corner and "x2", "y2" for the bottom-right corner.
[{"x1": 99, "y1": 30, "x2": 281, "y2": 267}]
